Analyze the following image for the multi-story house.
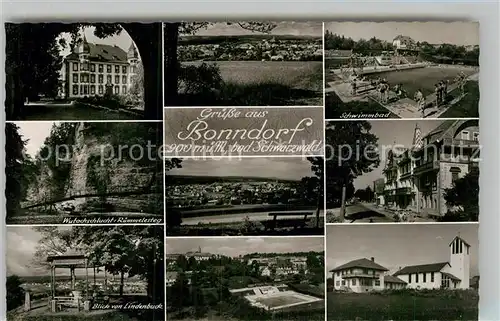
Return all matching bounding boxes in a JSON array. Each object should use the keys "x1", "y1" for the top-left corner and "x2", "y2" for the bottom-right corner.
[
  {"x1": 383, "y1": 120, "x2": 479, "y2": 217},
  {"x1": 61, "y1": 35, "x2": 140, "y2": 99}
]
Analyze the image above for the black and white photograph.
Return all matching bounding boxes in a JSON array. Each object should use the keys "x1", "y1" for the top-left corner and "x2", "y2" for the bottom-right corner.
[
  {"x1": 5, "y1": 23, "x2": 163, "y2": 121},
  {"x1": 5, "y1": 225, "x2": 165, "y2": 321},
  {"x1": 165, "y1": 157, "x2": 324, "y2": 236},
  {"x1": 326, "y1": 224, "x2": 479, "y2": 321},
  {"x1": 325, "y1": 119, "x2": 479, "y2": 223},
  {"x1": 5, "y1": 121, "x2": 164, "y2": 225},
  {"x1": 324, "y1": 21, "x2": 479, "y2": 119},
  {"x1": 164, "y1": 21, "x2": 323, "y2": 106},
  {"x1": 166, "y1": 237, "x2": 325, "y2": 321}
]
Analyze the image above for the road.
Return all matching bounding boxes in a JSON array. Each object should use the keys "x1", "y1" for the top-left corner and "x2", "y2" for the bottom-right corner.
[
  {"x1": 328, "y1": 203, "x2": 395, "y2": 223},
  {"x1": 181, "y1": 210, "x2": 325, "y2": 225},
  {"x1": 19, "y1": 101, "x2": 138, "y2": 120}
]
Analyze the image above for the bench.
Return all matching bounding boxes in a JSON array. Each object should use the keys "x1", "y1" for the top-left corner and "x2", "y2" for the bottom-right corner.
[
  {"x1": 53, "y1": 296, "x2": 82, "y2": 311},
  {"x1": 262, "y1": 212, "x2": 313, "y2": 230}
]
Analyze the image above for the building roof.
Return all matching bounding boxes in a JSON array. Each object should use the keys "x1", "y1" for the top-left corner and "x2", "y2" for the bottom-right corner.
[
  {"x1": 384, "y1": 275, "x2": 407, "y2": 284},
  {"x1": 394, "y1": 262, "x2": 450, "y2": 276},
  {"x1": 330, "y1": 258, "x2": 389, "y2": 272},
  {"x1": 422, "y1": 120, "x2": 478, "y2": 147},
  {"x1": 393, "y1": 35, "x2": 415, "y2": 43},
  {"x1": 441, "y1": 272, "x2": 461, "y2": 281},
  {"x1": 127, "y1": 42, "x2": 139, "y2": 59},
  {"x1": 65, "y1": 42, "x2": 129, "y2": 63},
  {"x1": 448, "y1": 236, "x2": 471, "y2": 248}
]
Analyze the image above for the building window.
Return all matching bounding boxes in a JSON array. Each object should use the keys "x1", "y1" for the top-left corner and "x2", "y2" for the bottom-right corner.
[
  {"x1": 98, "y1": 75, "x2": 104, "y2": 84},
  {"x1": 122, "y1": 75, "x2": 127, "y2": 84},
  {"x1": 114, "y1": 86, "x2": 119, "y2": 94},
  {"x1": 441, "y1": 275, "x2": 450, "y2": 288},
  {"x1": 80, "y1": 74, "x2": 84, "y2": 83},
  {"x1": 98, "y1": 85, "x2": 104, "y2": 95},
  {"x1": 72, "y1": 62, "x2": 78, "y2": 71},
  {"x1": 473, "y1": 132, "x2": 479, "y2": 141},
  {"x1": 80, "y1": 85, "x2": 84, "y2": 93},
  {"x1": 83, "y1": 85, "x2": 88, "y2": 95},
  {"x1": 431, "y1": 272, "x2": 434, "y2": 282},
  {"x1": 115, "y1": 65, "x2": 120, "y2": 73},
  {"x1": 122, "y1": 86, "x2": 127, "y2": 94},
  {"x1": 107, "y1": 75, "x2": 112, "y2": 84},
  {"x1": 90, "y1": 64, "x2": 95, "y2": 72},
  {"x1": 352, "y1": 279, "x2": 356, "y2": 286},
  {"x1": 115, "y1": 75, "x2": 119, "y2": 84},
  {"x1": 423, "y1": 273, "x2": 426, "y2": 282},
  {"x1": 335, "y1": 281, "x2": 340, "y2": 286},
  {"x1": 82, "y1": 62, "x2": 88, "y2": 71},
  {"x1": 416, "y1": 273, "x2": 419, "y2": 283},
  {"x1": 98, "y1": 64, "x2": 103, "y2": 73},
  {"x1": 107, "y1": 65, "x2": 112, "y2": 73},
  {"x1": 122, "y1": 65, "x2": 127, "y2": 73},
  {"x1": 73, "y1": 74, "x2": 78, "y2": 83},
  {"x1": 461, "y1": 130, "x2": 470, "y2": 140},
  {"x1": 408, "y1": 274, "x2": 412, "y2": 283},
  {"x1": 90, "y1": 85, "x2": 96, "y2": 95},
  {"x1": 374, "y1": 279, "x2": 380, "y2": 286},
  {"x1": 72, "y1": 85, "x2": 78, "y2": 95},
  {"x1": 90, "y1": 74, "x2": 96, "y2": 83},
  {"x1": 341, "y1": 280, "x2": 346, "y2": 286}
]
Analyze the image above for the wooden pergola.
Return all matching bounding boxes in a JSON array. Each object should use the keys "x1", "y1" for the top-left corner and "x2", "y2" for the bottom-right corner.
[{"x1": 46, "y1": 252, "x2": 90, "y2": 312}]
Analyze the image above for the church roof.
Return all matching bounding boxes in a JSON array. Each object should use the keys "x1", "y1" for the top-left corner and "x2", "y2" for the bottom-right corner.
[
  {"x1": 448, "y1": 236, "x2": 471, "y2": 248},
  {"x1": 394, "y1": 262, "x2": 450, "y2": 276},
  {"x1": 384, "y1": 275, "x2": 407, "y2": 284},
  {"x1": 127, "y1": 42, "x2": 139, "y2": 59}
]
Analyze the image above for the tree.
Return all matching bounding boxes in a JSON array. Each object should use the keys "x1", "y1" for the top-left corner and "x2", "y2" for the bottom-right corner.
[
  {"x1": 163, "y1": 22, "x2": 278, "y2": 105},
  {"x1": 442, "y1": 169, "x2": 479, "y2": 221},
  {"x1": 170, "y1": 272, "x2": 190, "y2": 309},
  {"x1": 306, "y1": 157, "x2": 324, "y2": 228},
  {"x1": 6, "y1": 275, "x2": 25, "y2": 311},
  {"x1": 325, "y1": 121, "x2": 380, "y2": 208}
]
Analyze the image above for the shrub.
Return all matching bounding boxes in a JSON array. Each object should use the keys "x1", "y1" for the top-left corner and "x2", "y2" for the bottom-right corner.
[{"x1": 6, "y1": 275, "x2": 24, "y2": 311}]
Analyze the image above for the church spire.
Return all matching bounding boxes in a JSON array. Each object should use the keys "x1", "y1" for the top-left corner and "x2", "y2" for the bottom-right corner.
[{"x1": 412, "y1": 123, "x2": 423, "y2": 150}]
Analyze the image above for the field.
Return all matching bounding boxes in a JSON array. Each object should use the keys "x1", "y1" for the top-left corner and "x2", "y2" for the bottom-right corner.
[
  {"x1": 179, "y1": 61, "x2": 323, "y2": 106},
  {"x1": 327, "y1": 290, "x2": 479, "y2": 321}
]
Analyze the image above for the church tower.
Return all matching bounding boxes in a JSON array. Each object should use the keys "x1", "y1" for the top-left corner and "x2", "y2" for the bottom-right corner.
[
  {"x1": 127, "y1": 42, "x2": 139, "y2": 88},
  {"x1": 449, "y1": 235, "x2": 470, "y2": 289}
]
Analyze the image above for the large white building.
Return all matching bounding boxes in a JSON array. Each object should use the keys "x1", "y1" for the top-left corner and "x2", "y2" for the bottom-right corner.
[
  {"x1": 61, "y1": 35, "x2": 140, "y2": 99},
  {"x1": 383, "y1": 120, "x2": 480, "y2": 217},
  {"x1": 330, "y1": 235, "x2": 471, "y2": 293},
  {"x1": 394, "y1": 236, "x2": 470, "y2": 290}
]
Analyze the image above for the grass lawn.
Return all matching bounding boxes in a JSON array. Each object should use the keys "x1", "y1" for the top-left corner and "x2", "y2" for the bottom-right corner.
[
  {"x1": 176, "y1": 61, "x2": 323, "y2": 106},
  {"x1": 327, "y1": 290, "x2": 478, "y2": 321}
]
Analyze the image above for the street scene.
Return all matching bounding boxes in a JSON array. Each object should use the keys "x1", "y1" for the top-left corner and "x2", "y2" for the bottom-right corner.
[
  {"x1": 325, "y1": 119, "x2": 479, "y2": 223},
  {"x1": 164, "y1": 21, "x2": 323, "y2": 106},
  {"x1": 324, "y1": 21, "x2": 479, "y2": 119},
  {"x1": 165, "y1": 157, "x2": 324, "y2": 236},
  {"x1": 166, "y1": 237, "x2": 325, "y2": 320},
  {"x1": 326, "y1": 224, "x2": 479, "y2": 321},
  {"x1": 6, "y1": 225, "x2": 164, "y2": 321},
  {"x1": 5, "y1": 122, "x2": 164, "y2": 224},
  {"x1": 5, "y1": 23, "x2": 163, "y2": 121}
]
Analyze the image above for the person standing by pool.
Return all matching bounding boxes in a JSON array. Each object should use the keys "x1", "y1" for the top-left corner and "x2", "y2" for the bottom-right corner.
[
  {"x1": 443, "y1": 80, "x2": 449, "y2": 101},
  {"x1": 414, "y1": 89, "x2": 425, "y2": 117},
  {"x1": 434, "y1": 84, "x2": 441, "y2": 107},
  {"x1": 351, "y1": 78, "x2": 357, "y2": 95}
]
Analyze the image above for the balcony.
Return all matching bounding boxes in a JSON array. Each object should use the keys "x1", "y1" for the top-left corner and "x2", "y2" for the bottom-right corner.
[
  {"x1": 342, "y1": 273, "x2": 380, "y2": 279},
  {"x1": 442, "y1": 137, "x2": 480, "y2": 148},
  {"x1": 395, "y1": 187, "x2": 413, "y2": 195},
  {"x1": 413, "y1": 160, "x2": 439, "y2": 175}
]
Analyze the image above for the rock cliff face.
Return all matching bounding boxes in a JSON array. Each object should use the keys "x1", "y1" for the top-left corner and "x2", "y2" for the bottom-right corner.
[{"x1": 24, "y1": 122, "x2": 163, "y2": 214}]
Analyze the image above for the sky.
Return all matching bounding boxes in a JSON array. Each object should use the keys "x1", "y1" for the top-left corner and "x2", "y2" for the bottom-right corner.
[
  {"x1": 16, "y1": 122, "x2": 58, "y2": 157},
  {"x1": 325, "y1": 21, "x2": 479, "y2": 46},
  {"x1": 188, "y1": 21, "x2": 322, "y2": 37},
  {"x1": 57, "y1": 26, "x2": 134, "y2": 58},
  {"x1": 326, "y1": 224, "x2": 479, "y2": 277},
  {"x1": 350, "y1": 120, "x2": 443, "y2": 190},
  {"x1": 166, "y1": 237, "x2": 324, "y2": 257},
  {"x1": 167, "y1": 157, "x2": 316, "y2": 181},
  {"x1": 5, "y1": 226, "x2": 101, "y2": 277}
]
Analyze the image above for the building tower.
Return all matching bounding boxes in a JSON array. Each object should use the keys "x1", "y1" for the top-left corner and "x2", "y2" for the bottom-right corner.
[
  {"x1": 127, "y1": 42, "x2": 139, "y2": 89},
  {"x1": 78, "y1": 33, "x2": 91, "y2": 97},
  {"x1": 449, "y1": 235, "x2": 471, "y2": 289}
]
